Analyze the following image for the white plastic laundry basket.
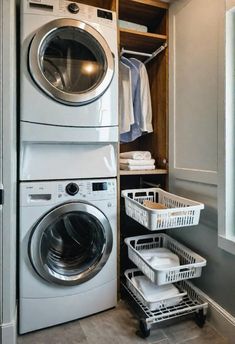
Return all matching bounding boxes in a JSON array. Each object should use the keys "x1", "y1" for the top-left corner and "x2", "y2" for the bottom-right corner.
[
  {"x1": 125, "y1": 269, "x2": 187, "y2": 311},
  {"x1": 125, "y1": 233, "x2": 207, "y2": 285},
  {"x1": 122, "y1": 188, "x2": 204, "y2": 231}
]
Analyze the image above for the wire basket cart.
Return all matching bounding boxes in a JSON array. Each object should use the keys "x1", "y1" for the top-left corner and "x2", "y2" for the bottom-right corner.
[{"x1": 121, "y1": 187, "x2": 207, "y2": 337}]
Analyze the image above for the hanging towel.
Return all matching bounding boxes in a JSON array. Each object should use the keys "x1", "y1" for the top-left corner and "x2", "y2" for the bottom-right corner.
[
  {"x1": 130, "y1": 58, "x2": 153, "y2": 133},
  {"x1": 120, "y1": 164, "x2": 155, "y2": 171},
  {"x1": 119, "y1": 61, "x2": 135, "y2": 134},
  {"x1": 120, "y1": 57, "x2": 142, "y2": 142},
  {"x1": 120, "y1": 151, "x2": 152, "y2": 160},
  {"x1": 120, "y1": 158, "x2": 155, "y2": 166}
]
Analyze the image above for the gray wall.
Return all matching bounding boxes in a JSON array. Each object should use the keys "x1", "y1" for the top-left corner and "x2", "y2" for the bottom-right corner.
[{"x1": 169, "y1": 0, "x2": 235, "y2": 316}]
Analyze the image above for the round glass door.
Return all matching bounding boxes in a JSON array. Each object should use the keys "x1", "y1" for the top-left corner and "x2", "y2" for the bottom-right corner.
[
  {"x1": 29, "y1": 18, "x2": 114, "y2": 105},
  {"x1": 29, "y1": 202, "x2": 113, "y2": 286}
]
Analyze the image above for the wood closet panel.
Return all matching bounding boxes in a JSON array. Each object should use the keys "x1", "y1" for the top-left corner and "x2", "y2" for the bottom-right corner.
[{"x1": 144, "y1": 50, "x2": 168, "y2": 169}]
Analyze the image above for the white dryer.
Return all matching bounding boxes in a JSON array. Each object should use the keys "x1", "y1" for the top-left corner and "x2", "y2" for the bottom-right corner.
[
  {"x1": 19, "y1": 178, "x2": 117, "y2": 334},
  {"x1": 20, "y1": 0, "x2": 118, "y2": 128},
  {"x1": 19, "y1": 0, "x2": 119, "y2": 182}
]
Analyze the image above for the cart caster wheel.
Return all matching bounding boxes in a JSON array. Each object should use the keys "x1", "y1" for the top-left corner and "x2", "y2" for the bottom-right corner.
[
  {"x1": 194, "y1": 309, "x2": 206, "y2": 328},
  {"x1": 139, "y1": 319, "x2": 150, "y2": 338}
]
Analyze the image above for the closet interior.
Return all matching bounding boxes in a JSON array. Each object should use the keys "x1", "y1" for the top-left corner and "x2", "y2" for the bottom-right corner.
[{"x1": 118, "y1": 0, "x2": 168, "y2": 176}]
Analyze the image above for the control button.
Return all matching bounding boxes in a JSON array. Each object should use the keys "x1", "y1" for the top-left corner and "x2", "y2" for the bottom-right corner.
[
  {"x1": 66, "y1": 182, "x2": 79, "y2": 196},
  {"x1": 68, "y1": 3, "x2": 79, "y2": 14}
]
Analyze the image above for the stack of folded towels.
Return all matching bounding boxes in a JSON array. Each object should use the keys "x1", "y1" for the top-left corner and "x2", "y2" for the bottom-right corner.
[{"x1": 120, "y1": 151, "x2": 155, "y2": 171}]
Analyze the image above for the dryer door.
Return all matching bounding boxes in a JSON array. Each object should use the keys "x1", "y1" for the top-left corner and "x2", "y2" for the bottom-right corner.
[
  {"x1": 29, "y1": 18, "x2": 114, "y2": 105},
  {"x1": 29, "y1": 202, "x2": 113, "y2": 286}
]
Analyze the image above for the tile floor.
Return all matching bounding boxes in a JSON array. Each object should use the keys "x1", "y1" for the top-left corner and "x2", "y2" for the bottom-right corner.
[{"x1": 17, "y1": 301, "x2": 228, "y2": 344}]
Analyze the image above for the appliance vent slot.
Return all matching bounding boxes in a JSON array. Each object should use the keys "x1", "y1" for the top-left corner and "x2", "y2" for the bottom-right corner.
[
  {"x1": 29, "y1": 2, "x2": 53, "y2": 11},
  {"x1": 29, "y1": 194, "x2": 52, "y2": 201}
]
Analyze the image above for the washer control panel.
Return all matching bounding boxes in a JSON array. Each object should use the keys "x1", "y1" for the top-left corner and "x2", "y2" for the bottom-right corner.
[
  {"x1": 21, "y1": 179, "x2": 116, "y2": 206},
  {"x1": 58, "y1": 180, "x2": 116, "y2": 200}
]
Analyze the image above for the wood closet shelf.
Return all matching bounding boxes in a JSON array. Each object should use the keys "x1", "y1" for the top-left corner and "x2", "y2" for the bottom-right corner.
[
  {"x1": 120, "y1": 0, "x2": 169, "y2": 10},
  {"x1": 120, "y1": 169, "x2": 168, "y2": 176},
  {"x1": 120, "y1": 28, "x2": 167, "y2": 52},
  {"x1": 119, "y1": 0, "x2": 168, "y2": 35}
]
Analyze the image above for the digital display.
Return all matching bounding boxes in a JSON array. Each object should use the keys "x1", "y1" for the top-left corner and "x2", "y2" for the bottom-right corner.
[
  {"x1": 97, "y1": 9, "x2": 113, "y2": 21},
  {"x1": 92, "y1": 182, "x2": 108, "y2": 191}
]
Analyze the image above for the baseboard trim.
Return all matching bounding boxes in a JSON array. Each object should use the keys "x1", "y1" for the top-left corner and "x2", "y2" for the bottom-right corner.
[
  {"x1": 0, "y1": 310, "x2": 17, "y2": 344},
  {"x1": 192, "y1": 284, "x2": 235, "y2": 343}
]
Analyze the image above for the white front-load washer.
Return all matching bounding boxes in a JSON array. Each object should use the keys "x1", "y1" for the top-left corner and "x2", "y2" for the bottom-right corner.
[
  {"x1": 20, "y1": 0, "x2": 118, "y2": 128},
  {"x1": 19, "y1": 178, "x2": 117, "y2": 334}
]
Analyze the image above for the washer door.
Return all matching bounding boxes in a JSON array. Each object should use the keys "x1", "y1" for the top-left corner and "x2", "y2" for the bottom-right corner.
[
  {"x1": 29, "y1": 18, "x2": 114, "y2": 105},
  {"x1": 29, "y1": 202, "x2": 113, "y2": 286}
]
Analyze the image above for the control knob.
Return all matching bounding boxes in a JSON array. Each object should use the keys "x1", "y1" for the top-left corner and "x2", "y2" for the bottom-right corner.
[
  {"x1": 67, "y1": 3, "x2": 80, "y2": 14},
  {"x1": 66, "y1": 182, "x2": 79, "y2": 196}
]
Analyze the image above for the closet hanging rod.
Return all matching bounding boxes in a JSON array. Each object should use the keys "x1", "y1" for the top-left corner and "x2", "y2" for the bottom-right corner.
[
  {"x1": 121, "y1": 48, "x2": 152, "y2": 57},
  {"x1": 144, "y1": 43, "x2": 167, "y2": 64},
  {"x1": 120, "y1": 43, "x2": 168, "y2": 64}
]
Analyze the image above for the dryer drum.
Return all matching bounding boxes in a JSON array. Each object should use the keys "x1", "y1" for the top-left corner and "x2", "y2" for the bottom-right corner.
[
  {"x1": 29, "y1": 18, "x2": 114, "y2": 106},
  {"x1": 29, "y1": 202, "x2": 113, "y2": 286}
]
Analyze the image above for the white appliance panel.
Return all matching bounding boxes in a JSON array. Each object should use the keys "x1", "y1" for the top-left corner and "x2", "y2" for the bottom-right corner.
[
  {"x1": 20, "y1": 143, "x2": 118, "y2": 180},
  {"x1": 19, "y1": 178, "x2": 117, "y2": 333}
]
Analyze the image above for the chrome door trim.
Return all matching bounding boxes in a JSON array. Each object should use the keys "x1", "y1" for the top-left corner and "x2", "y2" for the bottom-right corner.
[
  {"x1": 29, "y1": 202, "x2": 113, "y2": 286},
  {"x1": 29, "y1": 18, "x2": 114, "y2": 105}
]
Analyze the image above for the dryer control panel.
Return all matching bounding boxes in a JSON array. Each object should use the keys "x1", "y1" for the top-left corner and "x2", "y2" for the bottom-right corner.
[
  {"x1": 21, "y1": 178, "x2": 116, "y2": 207},
  {"x1": 24, "y1": 0, "x2": 116, "y2": 28}
]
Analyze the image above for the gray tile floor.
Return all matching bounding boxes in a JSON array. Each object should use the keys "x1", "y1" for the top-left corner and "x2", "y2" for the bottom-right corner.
[{"x1": 18, "y1": 301, "x2": 228, "y2": 344}]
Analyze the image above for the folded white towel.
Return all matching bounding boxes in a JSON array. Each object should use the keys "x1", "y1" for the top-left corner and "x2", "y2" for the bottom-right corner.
[
  {"x1": 120, "y1": 158, "x2": 155, "y2": 166},
  {"x1": 120, "y1": 151, "x2": 151, "y2": 160},
  {"x1": 139, "y1": 248, "x2": 180, "y2": 269},
  {"x1": 132, "y1": 276, "x2": 181, "y2": 304},
  {"x1": 120, "y1": 164, "x2": 155, "y2": 171}
]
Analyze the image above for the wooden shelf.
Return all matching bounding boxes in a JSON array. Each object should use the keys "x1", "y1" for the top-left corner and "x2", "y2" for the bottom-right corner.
[
  {"x1": 121, "y1": 0, "x2": 169, "y2": 10},
  {"x1": 120, "y1": 169, "x2": 168, "y2": 176},
  {"x1": 119, "y1": 0, "x2": 168, "y2": 34},
  {"x1": 120, "y1": 28, "x2": 167, "y2": 53}
]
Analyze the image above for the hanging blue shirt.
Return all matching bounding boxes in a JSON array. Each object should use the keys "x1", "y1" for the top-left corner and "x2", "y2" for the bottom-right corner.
[{"x1": 130, "y1": 58, "x2": 153, "y2": 133}]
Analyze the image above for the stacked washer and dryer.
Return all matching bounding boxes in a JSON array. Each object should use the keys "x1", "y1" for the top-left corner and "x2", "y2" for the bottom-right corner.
[{"x1": 19, "y1": 0, "x2": 118, "y2": 334}]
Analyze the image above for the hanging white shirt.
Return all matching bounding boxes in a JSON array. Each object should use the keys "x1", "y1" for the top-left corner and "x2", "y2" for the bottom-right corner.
[
  {"x1": 119, "y1": 61, "x2": 135, "y2": 134},
  {"x1": 130, "y1": 58, "x2": 153, "y2": 133}
]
